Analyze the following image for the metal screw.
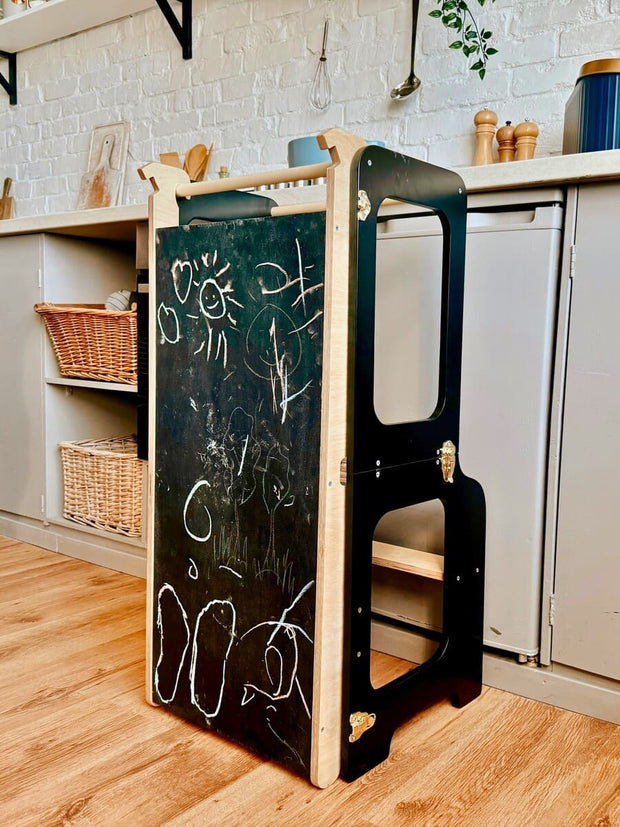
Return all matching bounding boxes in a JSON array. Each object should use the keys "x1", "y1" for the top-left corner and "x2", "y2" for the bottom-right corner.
[
  {"x1": 356, "y1": 651, "x2": 362, "y2": 658},
  {"x1": 368, "y1": 160, "x2": 372, "y2": 166}
]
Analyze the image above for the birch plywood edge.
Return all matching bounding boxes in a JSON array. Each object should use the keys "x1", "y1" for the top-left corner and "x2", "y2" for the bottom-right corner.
[
  {"x1": 311, "y1": 128, "x2": 367, "y2": 788},
  {"x1": 138, "y1": 161, "x2": 189, "y2": 706},
  {"x1": 372, "y1": 541, "x2": 445, "y2": 581}
]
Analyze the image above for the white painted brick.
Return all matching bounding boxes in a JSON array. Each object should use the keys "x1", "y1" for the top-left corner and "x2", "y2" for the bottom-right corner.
[
  {"x1": 223, "y1": 27, "x2": 250, "y2": 54},
  {"x1": 254, "y1": 0, "x2": 308, "y2": 21},
  {"x1": 517, "y1": 0, "x2": 601, "y2": 32},
  {"x1": 428, "y1": 133, "x2": 477, "y2": 168},
  {"x1": 43, "y1": 78, "x2": 78, "y2": 101},
  {"x1": 221, "y1": 73, "x2": 258, "y2": 102},
  {"x1": 216, "y1": 97, "x2": 259, "y2": 124},
  {"x1": 512, "y1": 60, "x2": 576, "y2": 98},
  {"x1": 560, "y1": 20, "x2": 620, "y2": 56},
  {"x1": 193, "y1": 52, "x2": 244, "y2": 83},
  {"x1": 494, "y1": 33, "x2": 558, "y2": 68}
]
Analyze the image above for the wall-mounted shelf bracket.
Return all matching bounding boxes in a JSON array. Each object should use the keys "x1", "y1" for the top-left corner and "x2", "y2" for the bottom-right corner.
[
  {"x1": 155, "y1": 0, "x2": 192, "y2": 60},
  {"x1": 0, "y1": 50, "x2": 17, "y2": 105}
]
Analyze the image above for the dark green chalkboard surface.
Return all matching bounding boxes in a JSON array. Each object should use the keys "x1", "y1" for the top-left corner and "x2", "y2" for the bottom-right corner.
[{"x1": 153, "y1": 213, "x2": 326, "y2": 776}]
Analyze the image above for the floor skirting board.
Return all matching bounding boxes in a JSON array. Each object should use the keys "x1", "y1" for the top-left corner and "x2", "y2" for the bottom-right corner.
[{"x1": 0, "y1": 511, "x2": 147, "y2": 579}]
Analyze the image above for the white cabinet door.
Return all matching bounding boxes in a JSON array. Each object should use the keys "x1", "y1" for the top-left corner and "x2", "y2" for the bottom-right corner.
[
  {"x1": 0, "y1": 235, "x2": 44, "y2": 520},
  {"x1": 553, "y1": 182, "x2": 620, "y2": 682}
]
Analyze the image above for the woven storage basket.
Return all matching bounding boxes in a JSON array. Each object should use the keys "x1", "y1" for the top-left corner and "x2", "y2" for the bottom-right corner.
[
  {"x1": 59, "y1": 435, "x2": 143, "y2": 537},
  {"x1": 34, "y1": 303, "x2": 137, "y2": 384}
]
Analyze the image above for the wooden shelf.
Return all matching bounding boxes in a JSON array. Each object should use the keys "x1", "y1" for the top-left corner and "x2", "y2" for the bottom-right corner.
[
  {"x1": 372, "y1": 541, "x2": 444, "y2": 581},
  {"x1": 46, "y1": 377, "x2": 138, "y2": 394},
  {"x1": 0, "y1": 0, "x2": 155, "y2": 54}
]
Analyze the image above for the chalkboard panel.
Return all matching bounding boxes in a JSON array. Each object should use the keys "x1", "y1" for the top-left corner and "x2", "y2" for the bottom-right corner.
[{"x1": 153, "y1": 213, "x2": 326, "y2": 776}]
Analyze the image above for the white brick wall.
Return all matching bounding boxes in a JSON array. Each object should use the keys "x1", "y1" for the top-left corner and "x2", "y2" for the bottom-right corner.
[{"x1": 0, "y1": 0, "x2": 617, "y2": 215}]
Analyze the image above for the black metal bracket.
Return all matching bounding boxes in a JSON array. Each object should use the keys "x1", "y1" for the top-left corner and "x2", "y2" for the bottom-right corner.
[
  {"x1": 155, "y1": 0, "x2": 193, "y2": 60},
  {"x1": 0, "y1": 51, "x2": 17, "y2": 106}
]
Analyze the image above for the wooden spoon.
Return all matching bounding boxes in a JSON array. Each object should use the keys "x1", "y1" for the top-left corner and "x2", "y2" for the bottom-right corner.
[{"x1": 183, "y1": 144, "x2": 208, "y2": 182}]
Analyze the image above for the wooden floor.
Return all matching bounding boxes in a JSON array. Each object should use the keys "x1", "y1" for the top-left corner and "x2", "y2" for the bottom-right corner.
[{"x1": 1, "y1": 537, "x2": 619, "y2": 827}]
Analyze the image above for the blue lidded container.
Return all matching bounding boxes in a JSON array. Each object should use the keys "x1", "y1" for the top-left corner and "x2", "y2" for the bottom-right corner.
[
  {"x1": 287, "y1": 136, "x2": 385, "y2": 167},
  {"x1": 563, "y1": 59, "x2": 620, "y2": 154}
]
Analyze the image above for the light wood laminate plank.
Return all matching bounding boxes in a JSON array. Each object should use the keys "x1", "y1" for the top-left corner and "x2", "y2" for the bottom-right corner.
[
  {"x1": 372, "y1": 540, "x2": 444, "y2": 581},
  {"x1": 0, "y1": 537, "x2": 618, "y2": 827}
]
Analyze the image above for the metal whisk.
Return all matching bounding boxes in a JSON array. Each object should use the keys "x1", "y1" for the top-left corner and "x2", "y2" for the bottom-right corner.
[{"x1": 309, "y1": 19, "x2": 332, "y2": 111}]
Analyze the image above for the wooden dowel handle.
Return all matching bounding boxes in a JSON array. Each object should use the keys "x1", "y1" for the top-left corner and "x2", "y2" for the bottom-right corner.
[{"x1": 175, "y1": 162, "x2": 331, "y2": 199}]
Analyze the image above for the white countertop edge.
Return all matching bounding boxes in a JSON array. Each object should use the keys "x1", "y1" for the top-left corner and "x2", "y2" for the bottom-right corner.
[
  {"x1": 455, "y1": 148, "x2": 620, "y2": 193},
  {"x1": 0, "y1": 203, "x2": 148, "y2": 238}
]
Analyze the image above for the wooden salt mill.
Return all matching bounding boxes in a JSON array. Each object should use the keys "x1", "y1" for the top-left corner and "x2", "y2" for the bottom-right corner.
[
  {"x1": 496, "y1": 121, "x2": 516, "y2": 163},
  {"x1": 473, "y1": 108, "x2": 498, "y2": 166},
  {"x1": 514, "y1": 120, "x2": 539, "y2": 161}
]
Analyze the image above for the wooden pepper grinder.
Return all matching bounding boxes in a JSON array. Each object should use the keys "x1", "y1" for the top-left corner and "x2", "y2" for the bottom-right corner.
[
  {"x1": 514, "y1": 119, "x2": 539, "y2": 161},
  {"x1": 473, "y1": 108, "x2": 498, "y2": 166},
  {"x1": 496, "y1": 121, "x2": 516, "y2": 163}
]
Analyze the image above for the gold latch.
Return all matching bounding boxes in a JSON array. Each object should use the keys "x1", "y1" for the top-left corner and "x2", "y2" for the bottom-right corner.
[
  {"x1": 349, "y1": 710, "x2": 376, "y2": 743},
  {"x1": 438, "y1": 440, "x2": 456, "y2": 483},
  {"x1": 357, "y1": 189, "x2": 371, "y2": 221}
]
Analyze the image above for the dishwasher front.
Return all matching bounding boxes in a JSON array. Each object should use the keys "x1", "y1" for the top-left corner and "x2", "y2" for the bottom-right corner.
[{"x1": 372, "y1": 188, "x2": 564, "y2": 661}]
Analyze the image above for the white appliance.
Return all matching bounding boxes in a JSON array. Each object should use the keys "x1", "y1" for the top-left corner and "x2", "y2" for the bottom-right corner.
[{"x1": 373, "y1": 188, "x2": 564, "y2": 659}]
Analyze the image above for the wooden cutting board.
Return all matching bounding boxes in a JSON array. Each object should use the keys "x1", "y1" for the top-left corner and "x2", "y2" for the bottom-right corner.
[
  {"x1": 77, "y1": 134, "x2": 121, "y2": 210},
  {"x1": 0, "y1": 178, "x2": 15, "y2": 220}
]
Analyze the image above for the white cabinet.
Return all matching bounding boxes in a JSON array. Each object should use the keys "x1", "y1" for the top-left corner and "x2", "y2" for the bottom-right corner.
[
  {"x1": 0, "y1": 223, "x2": 147, "y2": 575},
  {"x1": 372, "y1": 189, "x2": 564, "y2": 660},
  {"x1": 552, "y1": 182, "x2": 620, "y2": 683},
  {"x1": 0, "y1": 235, "x2": 44, "y2": 521}
]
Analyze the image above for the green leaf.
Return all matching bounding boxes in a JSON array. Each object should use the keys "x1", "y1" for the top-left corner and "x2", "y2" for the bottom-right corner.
[
  {"x1": 449, "y1": 40, "x2": 463, "y2": 49},
  {"x1": 443, "y1": 0, "x2": 457, "y2": 9},
  {"x1": 465, "y1": 29, "x2": 477, "y2": 39},
  {"x1": 428, "y1": 9, "x2": 442, "y2": 17},
  {"x1": 470, "y1": 59, "x2": 483, "y2": 70},
  {"x1": 486, "y1": 47, "x2": 498, "y2": 55},
  {"x1": 479, "y1": 67, "x2": 486, "y2": 80}
]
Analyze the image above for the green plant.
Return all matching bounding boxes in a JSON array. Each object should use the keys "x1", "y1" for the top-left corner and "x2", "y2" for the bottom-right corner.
[{"x1": 429, "y1": 0, "x2": 498, "y2": 80}]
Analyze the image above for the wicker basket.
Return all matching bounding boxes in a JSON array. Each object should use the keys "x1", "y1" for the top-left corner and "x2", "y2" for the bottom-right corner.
[
  {"x1": 34, "y1": 303, "x2": 137, "y2": 384},
  {"x1": 59, "y1": 435, "x2": 143, "y2": 537}
]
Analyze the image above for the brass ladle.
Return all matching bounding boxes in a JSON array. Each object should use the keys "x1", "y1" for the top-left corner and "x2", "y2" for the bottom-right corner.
[{"x1": 390, "y1": 0, "x2": 421, "y2": 99}]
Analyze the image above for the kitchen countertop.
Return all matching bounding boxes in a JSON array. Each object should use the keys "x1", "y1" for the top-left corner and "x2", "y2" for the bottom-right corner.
[{"x1": 1, "y1": 148, "x2": 619, "y2": 238}]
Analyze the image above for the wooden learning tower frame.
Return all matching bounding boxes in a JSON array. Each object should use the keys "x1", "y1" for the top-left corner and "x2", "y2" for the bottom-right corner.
[{"x1": 140, "y1": 128, "x2": 486, "y2": 788}]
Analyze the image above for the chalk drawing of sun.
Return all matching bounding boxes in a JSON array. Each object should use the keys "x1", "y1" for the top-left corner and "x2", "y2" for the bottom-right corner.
[{"x1": 195, "y1": 250, "x2": 244, "y2": 367}]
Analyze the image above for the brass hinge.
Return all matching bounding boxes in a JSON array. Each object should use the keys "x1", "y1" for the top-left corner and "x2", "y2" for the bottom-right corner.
[
  {"x1": 437, "y1": 439, "x2": 456, "y2": 483},
  {"x1": 339, "y1": 458, "x2": 348, "y2": 485},
  {"x1": 349, "y1": 710, "x2": 376, "y2": 743},
  {"x1": 357, "y1": 189, "x2": 371, "y2": 221},
  {"x1": 548, "y1": 594, "x2": 555, "y2": 626}
]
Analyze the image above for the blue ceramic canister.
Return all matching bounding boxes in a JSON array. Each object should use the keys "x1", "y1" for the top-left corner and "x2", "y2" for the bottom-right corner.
[{"x1": 563, "y1": 59, "x2": 620, "y2": 154}]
